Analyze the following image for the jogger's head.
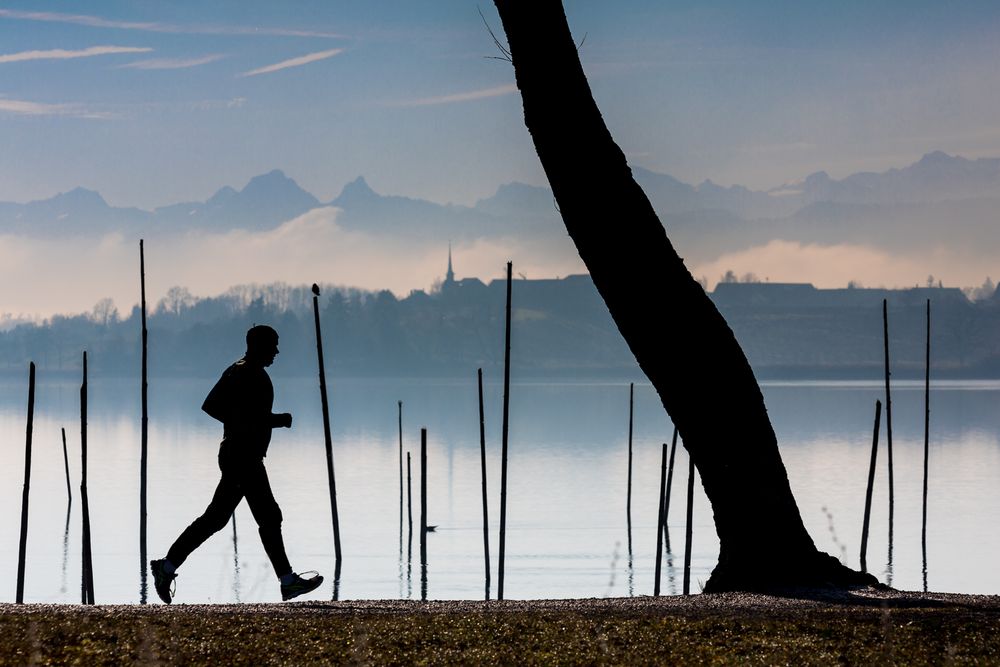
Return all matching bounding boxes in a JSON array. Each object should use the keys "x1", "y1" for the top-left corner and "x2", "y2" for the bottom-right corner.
[{"x1": 246, "y1": 325, "x2": 280, "y2": 366}]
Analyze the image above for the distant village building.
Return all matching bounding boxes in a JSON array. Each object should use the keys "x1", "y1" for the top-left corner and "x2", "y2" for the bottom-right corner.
[
  {"x1": 711, "y1": 281, "x2": 970, "y2": 309},
  {"x1": 445, "y1": 243, "x2": 455, "y2": 286},
  {"x1": 437, "y1": 247, "x2": 596, "y2": 302}
]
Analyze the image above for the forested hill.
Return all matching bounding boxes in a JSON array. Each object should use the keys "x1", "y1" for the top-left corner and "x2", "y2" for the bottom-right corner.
[
  {"x1": 0, "y1": 277, "x2": 633, "y2": 380},
  {"x1": 2, "y1": 277, "x2": 1000, "y2": 380}
]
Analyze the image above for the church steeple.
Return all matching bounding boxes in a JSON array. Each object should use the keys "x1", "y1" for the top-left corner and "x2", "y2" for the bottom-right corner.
[{"x1": 445, "y1": 242, "x2": 455, "y2": 285}]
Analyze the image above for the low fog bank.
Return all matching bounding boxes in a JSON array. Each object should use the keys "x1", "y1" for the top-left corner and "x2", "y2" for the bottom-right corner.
[{"x1": 0, "y1": 206, "x2": 586, "y2": 322}]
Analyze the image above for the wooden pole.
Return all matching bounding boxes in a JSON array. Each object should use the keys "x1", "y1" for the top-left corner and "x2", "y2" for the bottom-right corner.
[
  {"x1": 139, "y1": 239, "x2": 149, "y2": 604},
  {"x1": 478, "y1": 368, "x2": 491, "y2": 597},
  {"x1": 311, "y1": 284, "x2": 342, "y2": 562},
  {"x1": 922, "y1": 298, "x2": 931, "y2": 591},
  {"x1": 498, "y1": 260, "x2": 513, "y2": 600},
  {"x1": 682, "y1": 452, "x2": 694, "y2": 596},
  {"x1": 626, "y1": 382, "x2": 634, "y2": 528},
  {"x1": 398, "y1": 400, "x2": 404, "y2": 551},
  {"x1": 860, "y1": 399, "x2": 882, "y2": 573},
  {"x1": 61, "y1": 427, "x2": 72, "y2": 503},
  {"x1": 80, "y1": 351, "x2": 95, "y2": 604},
  {"x1": 663, "y1": 426, "x2": 679, "y2": 544},
  {"x1": 420, "y1": 428, "x2": 428, "y2": 566},
  {"x1": 407, "y1": 451, "x2": 413, "y2": 561},
  {"x1": 653, "y1": 442, "x2": 668, "y2": 596},
  {"x1": 16, "y1": 361, "x2": 36, "y2": 604},
  {"x1": 882, "y1": 299, "x2": 894, "y2": 541}
]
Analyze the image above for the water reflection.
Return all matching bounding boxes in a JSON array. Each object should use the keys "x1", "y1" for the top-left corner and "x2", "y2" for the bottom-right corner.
[
  {"x1": 885, "y1": 537, "x2": 894, "y2": 588},
  {"x1": 139, "y1": 552, "x2": 148, "y2": 604},
  {"x1": 4, "y1": 377, "x2": 1000, "y2": 602},
  {"x1": 231, "y1": 513, "x2": 241, "y2": 603},
  {"x1": 604, "y1": 542, "x2": 621, "y2": 597},
  {"x1": 922, "y1": 547, "x2": 928, "y2": 593},
  {"x1": 626, "y1": 533, "x2": 634, "y2": 597},
  {"x1": 60, "y1": 503, "x2": 71, "y2": 595},
  {"x1": 332, "y1": 558, "x2": 342, "y2": 601},
  {"x1": 664, "y1": 529, "x2": 677, "y2": 596},
  {"x1": 406, "y1": 551, "x2": 412, "y2": 600}
]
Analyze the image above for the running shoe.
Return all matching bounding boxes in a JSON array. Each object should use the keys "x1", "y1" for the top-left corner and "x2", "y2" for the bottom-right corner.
[
  {"x1": 149, "y1": 559, "x2": 176, "y2": 604},
  {"x1": 280, "y1": 571, "x2": 324, "y2": 601}
]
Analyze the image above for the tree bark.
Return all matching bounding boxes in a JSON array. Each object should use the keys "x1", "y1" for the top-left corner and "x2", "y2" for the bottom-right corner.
[{"x1": 492, "y1": 0, "x2": 875, "y2": 591}]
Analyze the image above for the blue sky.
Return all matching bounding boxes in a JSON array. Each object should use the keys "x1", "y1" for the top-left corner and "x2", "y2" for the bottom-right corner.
[
  {"x1": 2, "y1": 1, "x2": 1000, "y2": 209},
  {"x1": 2, "y1": 2, "x2": 1000, "y2": 317}
]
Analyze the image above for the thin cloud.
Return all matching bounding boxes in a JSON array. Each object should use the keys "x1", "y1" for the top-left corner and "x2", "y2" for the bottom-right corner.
[
  {"x1": 118, "y1": 54, "x2": 225, "y2": 70},
  {"x1": 0, "y1": 45, "x2": 152, "y2": 64},
  {"x1": 395, "y1": 84, "x2": 518, "y2": 107},
  {"x1": 240, "y1": 48, "x2": 344, "y2": 77},
  {"x1": 0, "y1": 9, "x2": 345, "y2": 39},
  {"x1": 0, "y1": 97, "x2": 114, "y2": 119}
]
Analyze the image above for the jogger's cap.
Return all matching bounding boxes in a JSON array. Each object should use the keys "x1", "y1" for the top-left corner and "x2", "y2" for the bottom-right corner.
[{"x1": 246, "y1": 324, "x2": 279, "y2": 349}]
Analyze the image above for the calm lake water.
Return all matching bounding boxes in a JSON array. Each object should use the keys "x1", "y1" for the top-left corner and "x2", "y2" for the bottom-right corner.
[{"x1": 1, "y1": 374, "x2": 999, "y2": 603}]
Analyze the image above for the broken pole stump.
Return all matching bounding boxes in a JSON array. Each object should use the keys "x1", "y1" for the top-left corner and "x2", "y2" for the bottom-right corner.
[
  {"x1": 663, "y1": 426, "x2": 679, "y2": 546},
  {"x1": 860, "y1": 399, "x2": 882, "y2": 573},
  {"x1": 61, "y1": 427, "x2": 71, "y2": 503},
  {"x1": 653, "y1": 442, "x2": 668, "y2": 596}
]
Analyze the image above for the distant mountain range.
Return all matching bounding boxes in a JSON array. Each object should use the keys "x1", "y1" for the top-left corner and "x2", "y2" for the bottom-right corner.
[{"x1": 3, "y1": 152, "x2": 999, "y2": 262}]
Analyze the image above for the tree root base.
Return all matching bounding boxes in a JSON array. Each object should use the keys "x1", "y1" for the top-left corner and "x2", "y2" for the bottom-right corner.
[{"x1": 703, "y1": 550, "x2": 881, "y2": 594}]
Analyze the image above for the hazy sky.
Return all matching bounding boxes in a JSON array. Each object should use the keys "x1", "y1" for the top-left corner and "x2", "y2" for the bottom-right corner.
[
  {"x1": 3, "y1": 1, "x2": 1000, "y2": 207},
  {"x1": 2, "y1": 2, "x2": 1000, "y2": 315}
]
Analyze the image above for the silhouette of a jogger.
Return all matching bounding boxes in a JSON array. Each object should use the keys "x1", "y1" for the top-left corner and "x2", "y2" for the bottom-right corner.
[{"x1": 150, "y1": 325, "x2": 323, "y2": 603}]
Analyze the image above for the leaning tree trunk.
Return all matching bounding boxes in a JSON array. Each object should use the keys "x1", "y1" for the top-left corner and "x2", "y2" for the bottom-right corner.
[{"x1": 492, "y1": 0, "x2": 875, "y2": 591}]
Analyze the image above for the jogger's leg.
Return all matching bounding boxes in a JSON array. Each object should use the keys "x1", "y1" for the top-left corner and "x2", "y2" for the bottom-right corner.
[
  {"x1": 166, "y1": 472, "x2": 243, "y2": 569},
  {"x1": 243, "y1": 460, "x2": 293, "y2": 577}
]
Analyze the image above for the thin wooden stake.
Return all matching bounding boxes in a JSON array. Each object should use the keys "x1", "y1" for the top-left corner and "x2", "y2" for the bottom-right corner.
[
  {"x1": 407, "y1": 451, "x2": 413, "y2": 562},
  {"x1": 420, "y1": 428, "x2": 428, "y2": 567},
  {"x1": 80, "y1": 351, "x2": 95, "y2": 604},
  {"x1": 882, "y1": 299, "x2": 894, "y2": 542},
  {"x1": 420, "y1": 429, "x2": 428, "y2": 606},
  {"x1": 61, "y1": 427, "x2": 72, "y2": 503},
  {"x1": 653, "y1": 442, "x2": 668, "y2": 596},
  {"x1": 662, "y1": 426, "x2": 679, "y2": 545},
  {"x1": 139, "y1": 239, "x2": 149, "y2": 604},
  {"x1": 860, "y1": 399, "x2": 882, "y2": 573},
  {"x1": 626, "y1": 382, "x2": 634, "y2": 528},
  {"x1": 922, "y1": 298, "x2": 931, "y2": 591},
  {"x1": 478, "y1": 368, "x2": 491, "y2": 597},
  {"x1": 498, "y1": 260, "x2": 513, "y2": 600},
  {"x1": 311, "y1": 284, "x2": 342, "y2": 561},
  {"x1": 16, "y1": 362, "x2": 36, "y2": 604},
  {"x1": 682, "y1": 452, "x2": 694, "y2": 596},
  {"x1": 398, "y1": 400, "x2": 404, "y2": 551}
]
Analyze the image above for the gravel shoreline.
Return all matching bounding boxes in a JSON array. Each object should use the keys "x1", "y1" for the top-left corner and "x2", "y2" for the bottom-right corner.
[
  {"x1": 4, "y1": 586, "x2": 998, "y2": 616},
  {"x1": 2, "y1": 588, "x2": 999, "y2": 665}
]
